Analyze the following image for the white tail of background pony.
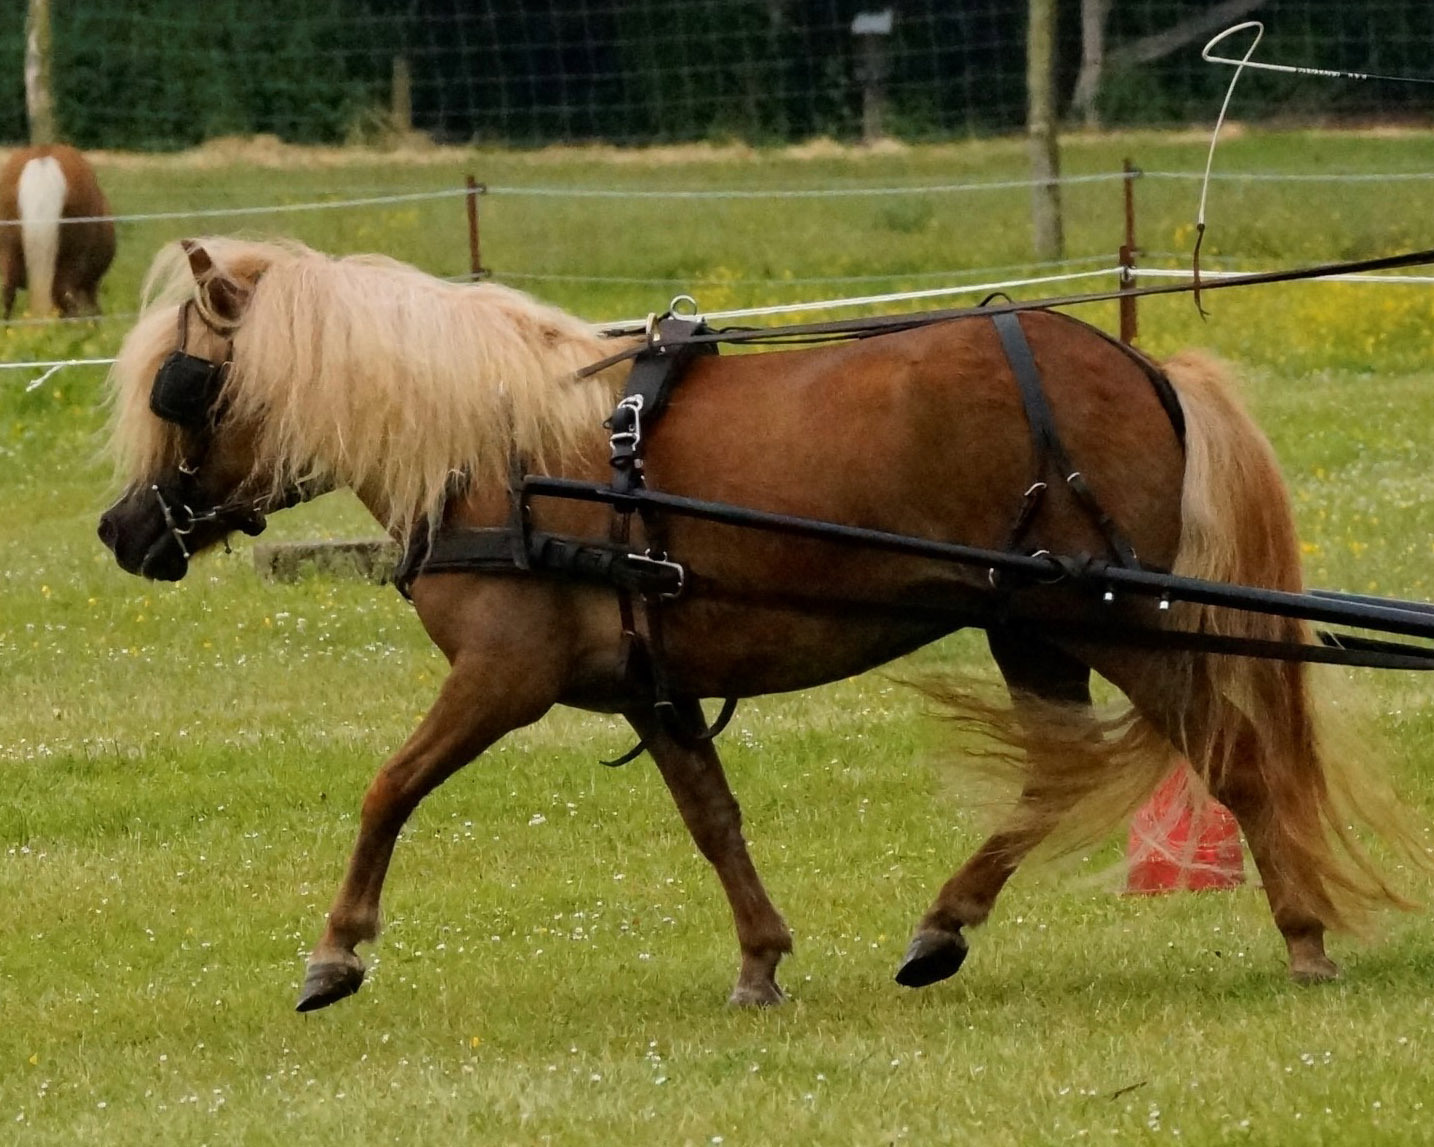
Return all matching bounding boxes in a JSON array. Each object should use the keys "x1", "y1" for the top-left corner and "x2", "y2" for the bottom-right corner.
[{"x1": 16, "y1": 156, "x2": 67, "y2": 317}]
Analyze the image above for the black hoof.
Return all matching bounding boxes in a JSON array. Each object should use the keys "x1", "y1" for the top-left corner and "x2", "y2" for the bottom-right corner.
[
  {"x1": 894, "y1": 929, "x2": 968, "y2": 988},
  {"x1": 295, "y1": 958, "x2": 365, "y2": 1012}
]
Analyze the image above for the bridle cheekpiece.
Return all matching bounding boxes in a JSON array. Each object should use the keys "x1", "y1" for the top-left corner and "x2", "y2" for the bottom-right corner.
[{"x1": 142, "y1": 297, "x2": 310, "y2": 558}]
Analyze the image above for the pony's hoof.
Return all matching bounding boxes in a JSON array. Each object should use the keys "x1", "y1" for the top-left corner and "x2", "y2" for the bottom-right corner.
[
  {"x1": 295, "y1": 954, "x2": 366, "y2": 1012},
  {"x1": 895, "y1": 929, "x2": 968, "y2": 988},
  {"x1": 729, "y1": 980, "x2": 786, "y2": 1008},
  {"x1": 1290, "y1": 955, "x2": 1340, "y2": 984}
]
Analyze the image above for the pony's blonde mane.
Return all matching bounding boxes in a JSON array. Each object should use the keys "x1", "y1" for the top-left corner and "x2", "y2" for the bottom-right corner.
[{"x1": 107, "y1": 237, "x2": 629, "y2": 537}]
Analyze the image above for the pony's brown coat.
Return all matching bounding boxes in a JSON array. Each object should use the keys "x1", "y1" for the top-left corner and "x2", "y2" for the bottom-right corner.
[
  {"x1": 0, "y1": 144, "x2": 115, "y2": 318},
  {"x1": 100, "y1": 238, "x2": 1425, "y2": 1008}
]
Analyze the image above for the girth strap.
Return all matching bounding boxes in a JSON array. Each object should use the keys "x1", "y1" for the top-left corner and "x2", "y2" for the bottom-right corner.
[
  {"x1": 402, "y1": 525, "x2": 686, "y2": 598},
  {"x1": 604, "y1": 313, "x2": 737, "y2": 758},
  {"x1": 992, "y1": 311, "x2": 1141, "y2": 569}
]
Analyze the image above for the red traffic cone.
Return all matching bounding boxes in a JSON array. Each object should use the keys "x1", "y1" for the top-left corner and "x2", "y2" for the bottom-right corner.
[{"x1": 1126, "y1": 767, "x2": 1244, "y2": 894}]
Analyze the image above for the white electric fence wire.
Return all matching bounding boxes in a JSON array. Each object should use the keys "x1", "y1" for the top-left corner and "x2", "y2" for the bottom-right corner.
[
  {"x1": 42, "y1": 173, "x2": 1141, "y2": 228},
  {"x1": 24, "y1": 167, "x2": 1434, "y2": 231},
  {"x1": 4, "y1": 267, "x2": 1122, "y2": 382},
  {"x1": 46, "y1": 188, "x2": 471, "y2": 226},
  {"x1": 486, "y1": 173, "x2": 1131, "y2": 199},
  {"x1": 494, "y1": 255, "x2": 1114, "y2": 289},
  {"x1": 6, "y1": 358, "x2": 118, "y2": 390},
  {"x1": 631, "y1": 267, "x2": 1118, "y2": 327},
  {"x1": 8, "y1": 265, "x2": 1434, "y2": 384}
]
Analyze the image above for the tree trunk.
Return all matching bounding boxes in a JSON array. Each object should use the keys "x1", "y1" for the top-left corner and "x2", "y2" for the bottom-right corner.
[
  {"x1": 1071, "y1": 0, "x2": 1112, "y2": 130},
  {"x1": 25, "y1": 0, "x2": 56, "y2": 145},
  {"x1": 1027, "y1": 0, "x2": 1063, "y2": 259}
]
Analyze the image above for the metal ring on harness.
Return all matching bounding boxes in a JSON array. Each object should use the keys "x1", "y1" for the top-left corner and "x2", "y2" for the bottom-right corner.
[{"x1": 152, "y1": 484, "x2": 197, "y2": 559}]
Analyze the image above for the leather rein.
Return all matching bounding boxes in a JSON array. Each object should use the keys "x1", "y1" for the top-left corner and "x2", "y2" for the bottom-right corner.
[{"x1": 577, "y1": 245, "x2": 1434, "y2": 378}]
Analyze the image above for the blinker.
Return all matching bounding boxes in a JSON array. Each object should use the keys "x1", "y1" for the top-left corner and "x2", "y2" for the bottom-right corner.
[{"x1": 150, "y1": 350, "x2": 227, "y2": 429}]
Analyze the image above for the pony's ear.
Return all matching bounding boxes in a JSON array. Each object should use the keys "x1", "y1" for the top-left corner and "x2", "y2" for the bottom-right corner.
[
  {"x1": 179, "y1": 239, "x2": 249, "y2": 326},
  {"x1": 180, "y1": 238, "x2": 212, "y2": 277}
]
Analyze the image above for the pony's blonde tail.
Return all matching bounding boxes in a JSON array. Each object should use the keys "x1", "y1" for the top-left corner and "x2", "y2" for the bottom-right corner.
[
  {"x1": 1159, "y1": 350, "x2": 1419, "y2": 931},
  {"x1": 923, "y1": 352, "x2": 1422, "y2": 934},
  {"x1": 17, "y1": 155, "x2": 65, "y2": 317}
]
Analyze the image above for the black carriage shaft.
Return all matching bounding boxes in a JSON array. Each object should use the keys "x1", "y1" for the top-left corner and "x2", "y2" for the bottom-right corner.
[{"x1": 523, "y1": 476, "x2": 1434, "y2": 644}]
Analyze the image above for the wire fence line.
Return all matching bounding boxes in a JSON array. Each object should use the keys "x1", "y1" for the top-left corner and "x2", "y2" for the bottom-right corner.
[
  {"x1": 0, "y1": 257, "x2": 1112, "y2": 336},
  {"x1": 11, "y1": 167, "x2": 1434, "y2": 230},
  {"x1": 10, "y1": 255, "x2": 1434, "y2": 385}
]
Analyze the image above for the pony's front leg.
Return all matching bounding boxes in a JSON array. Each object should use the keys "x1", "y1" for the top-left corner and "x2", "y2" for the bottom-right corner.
[
  {"x1": 628, "y1": 701, "x2": 792, "y2": 1006},
  {"x1": 297, "y1": 642, "x2": 561, "y2": 1012}
]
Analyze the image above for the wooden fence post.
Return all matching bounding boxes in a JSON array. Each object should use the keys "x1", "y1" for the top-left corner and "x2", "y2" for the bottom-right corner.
[
  {"x1": 1027, "y1": 0, "x2": 1064, "y2": 259},
  {"x1": 465, "y1": 175, "x2": 488, "y2": 280},
  {"x1": 1119, "y1": 158, "x2": 1139, "y2": 343}
]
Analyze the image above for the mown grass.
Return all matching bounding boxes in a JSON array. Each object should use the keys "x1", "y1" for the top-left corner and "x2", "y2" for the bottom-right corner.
[{"x1": 4, "y1": 129, "x2": 1434, "y2": 1144}]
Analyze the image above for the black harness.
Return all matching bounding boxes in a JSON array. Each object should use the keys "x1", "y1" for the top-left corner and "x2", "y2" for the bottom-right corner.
[
  {"x1": 396, "y1": 308, "x2": 1172, "y2": 759},
  {"x1": 144, "y1": 293, "x2": 1434, "y2": 761},
  {"x1": 395, "y1": 315, "x2": 737, "y2": 757}
]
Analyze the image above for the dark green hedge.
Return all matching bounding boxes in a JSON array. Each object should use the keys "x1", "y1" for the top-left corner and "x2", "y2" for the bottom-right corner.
[{"x1": 1, "y1": 0, "x2": 1430, "y2": 150}]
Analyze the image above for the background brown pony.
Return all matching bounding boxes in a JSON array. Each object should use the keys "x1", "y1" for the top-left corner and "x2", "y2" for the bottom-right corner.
[
  {"x1": 0, "y1": 143, "x2": 116, "y2": 319},
  {"x1": 97, "y1": 238, "x2": 1424, "y2": 1013}
]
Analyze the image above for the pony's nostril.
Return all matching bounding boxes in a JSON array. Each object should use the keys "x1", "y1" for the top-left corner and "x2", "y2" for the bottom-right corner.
[{"x1": 97, "y1": 513, "x2": 117, "y2": 548}]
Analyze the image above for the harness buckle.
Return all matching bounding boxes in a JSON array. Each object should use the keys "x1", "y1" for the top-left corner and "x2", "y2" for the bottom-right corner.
[
  {"x1": 624, "y1": 550, "x2": 686, "y2": 599},
  {"x1": 608, "y1": 394, "x2": 645, "y2": 456}
]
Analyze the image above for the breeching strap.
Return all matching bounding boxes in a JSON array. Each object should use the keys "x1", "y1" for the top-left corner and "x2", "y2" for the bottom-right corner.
[{"x1": 991, "y1": 311, "x2": 1142, "y2": 569}]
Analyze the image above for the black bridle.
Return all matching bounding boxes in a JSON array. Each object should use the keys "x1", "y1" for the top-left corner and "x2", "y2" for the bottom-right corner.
[{"x1": 145, "y1": 300, "x2": 323, "y2": 557}]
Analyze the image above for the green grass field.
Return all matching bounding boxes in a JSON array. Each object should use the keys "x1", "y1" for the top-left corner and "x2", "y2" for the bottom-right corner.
[{"x1": 5, "y1": 129, "x2": 1434, "y2": 1144}]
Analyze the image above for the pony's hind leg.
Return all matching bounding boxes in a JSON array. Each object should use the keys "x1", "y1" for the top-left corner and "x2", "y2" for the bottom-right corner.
[
  {"x1": 627, "y1": 700, "x2": 793, "y2": 1006},
  {"x1": 1201, "y1": 718, "x2": 1340, "y2": 982},
  {"x1": 898, "y1": 629, "x2": 1094, "y2": 987},
  {"x1": 1098, "y1": 650, "x2": 1342, "y2": 984},
  {"x1": 297, "y1": 643, "x2": 561, "y2": 1012}
]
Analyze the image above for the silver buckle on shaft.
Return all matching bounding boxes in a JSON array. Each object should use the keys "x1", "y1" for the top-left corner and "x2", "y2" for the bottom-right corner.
[{"x1": 626, "y1": 550, "x2": 686, "y2": 599}]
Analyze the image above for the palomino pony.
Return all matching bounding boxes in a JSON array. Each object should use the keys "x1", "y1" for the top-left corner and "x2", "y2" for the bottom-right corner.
[
  {"x1": 98, "y1": 238, "x2": 1416, "y2": 1013},
  {"x1": 1, "y1": 144, "x2": 116, "y2": 319}
]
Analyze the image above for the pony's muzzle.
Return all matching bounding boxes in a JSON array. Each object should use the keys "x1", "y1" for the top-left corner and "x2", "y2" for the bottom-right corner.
[
  {"x1": 138, "y1": 532, "x2": 191, "y2": 581},
  {"x1": 98, "y1": 494, "x2": 190, "y2": 581},
  {"x1": 96, "y1": 510, "x2": 119, "y2": 551}
]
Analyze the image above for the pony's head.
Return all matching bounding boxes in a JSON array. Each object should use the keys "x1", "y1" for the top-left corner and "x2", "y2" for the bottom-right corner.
[
  {"x1": 97, "y1": 238, "x2": 296, "y2": 580},
  {"x1": 99, "y1": 236, "x2": 627, "y2": 581}
]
